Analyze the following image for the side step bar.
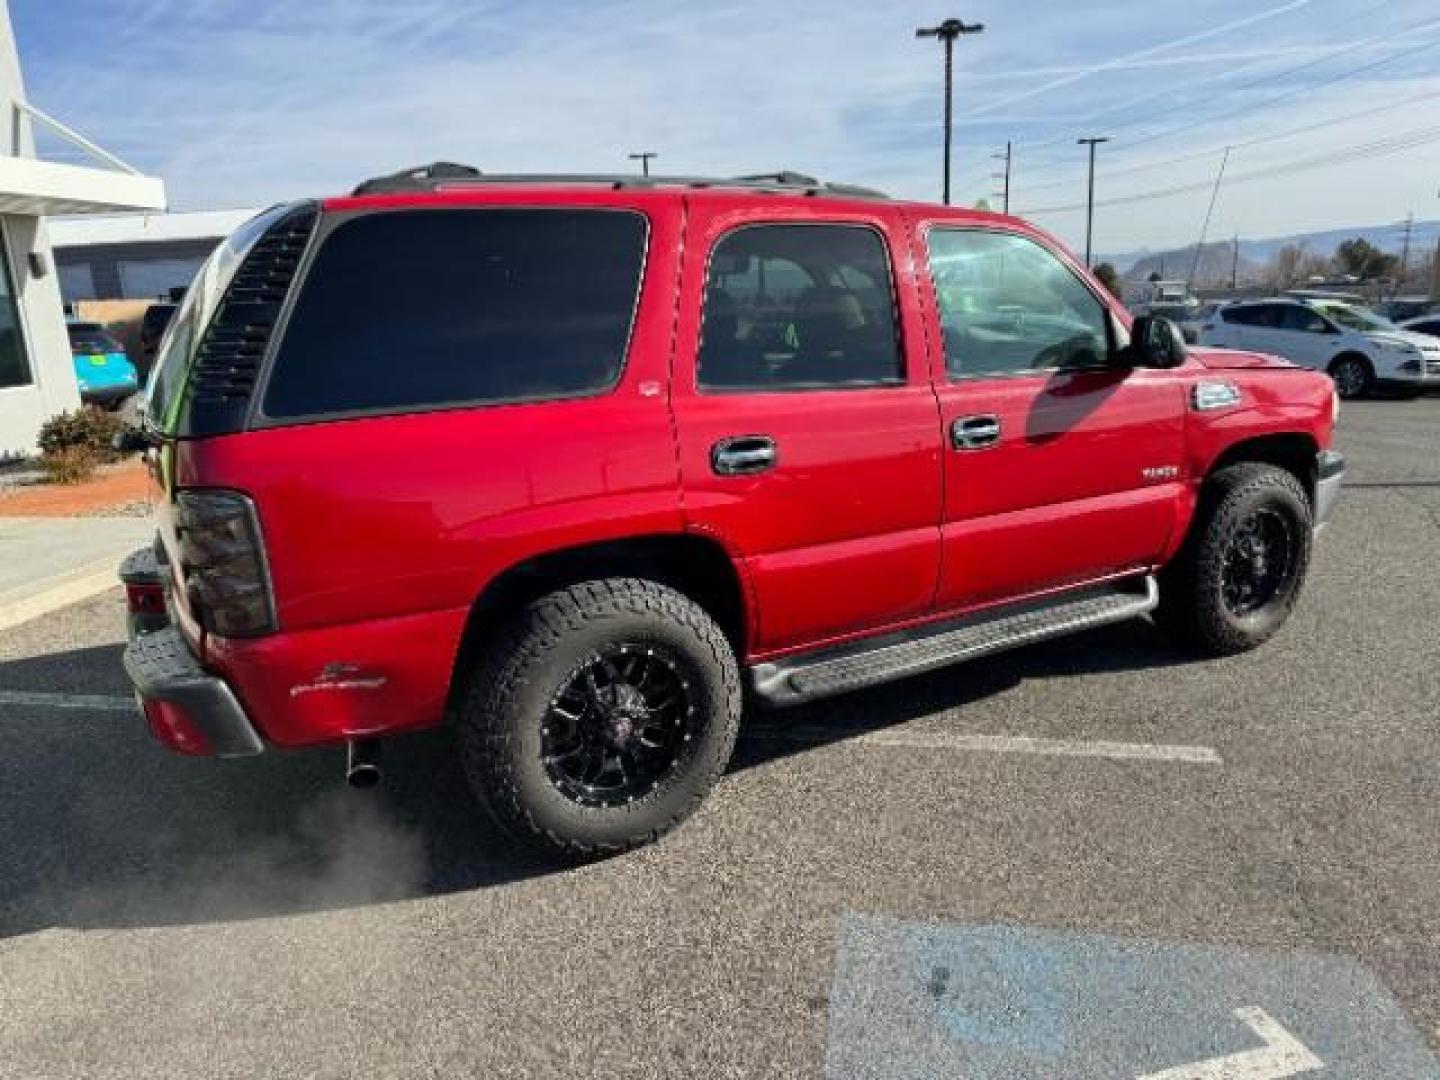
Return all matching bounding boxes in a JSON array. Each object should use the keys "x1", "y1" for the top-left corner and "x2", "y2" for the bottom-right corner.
[{"x1": 750, "y1": 576, "x2": 1159, "y2": 706}]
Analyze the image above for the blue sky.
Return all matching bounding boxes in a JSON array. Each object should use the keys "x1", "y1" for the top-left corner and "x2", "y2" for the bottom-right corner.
[{"x1": 11, "y1": 0, "x2": 1440, "y2": 255}]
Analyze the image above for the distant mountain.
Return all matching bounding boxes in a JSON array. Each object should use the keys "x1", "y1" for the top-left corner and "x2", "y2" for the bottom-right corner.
[
  {"x1": 1123, "y1": 242, "x2": 1263, "y2": 287},
  {"x1": 1106, "y1": 219, "x2": 1440, "y2": 286}
]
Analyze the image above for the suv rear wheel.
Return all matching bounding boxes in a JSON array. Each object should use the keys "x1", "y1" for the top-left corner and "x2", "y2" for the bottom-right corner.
[
  {"x1": 457, "y1": 578, "x2": 741, "y2": 859},
  {"x1": 1157, "y1": 463, "x2": 1313, "y2": 656}
]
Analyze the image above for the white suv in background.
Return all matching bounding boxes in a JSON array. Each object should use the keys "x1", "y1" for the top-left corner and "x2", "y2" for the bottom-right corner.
[{"x1": 1198, "y1": 298, "x2": 1440, "y2": 399}]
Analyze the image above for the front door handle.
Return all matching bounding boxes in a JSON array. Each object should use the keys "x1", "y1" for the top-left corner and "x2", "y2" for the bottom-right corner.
[
  {"x1": 712, "y1": 435, "x2": 777, "y2": 476},
  {"x1": 951, "y1": 414, "x2": 1002, "y2": 450}
]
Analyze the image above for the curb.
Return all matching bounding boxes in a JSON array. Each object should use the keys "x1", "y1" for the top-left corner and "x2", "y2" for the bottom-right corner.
[{"x1": 0, "y1": 560, "x2": 121, "y2": 634}]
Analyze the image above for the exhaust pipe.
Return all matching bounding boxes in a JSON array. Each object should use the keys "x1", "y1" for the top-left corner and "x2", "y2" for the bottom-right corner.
[{"x1": 346, "y1": 738, "x2": 382, "y2": 789}]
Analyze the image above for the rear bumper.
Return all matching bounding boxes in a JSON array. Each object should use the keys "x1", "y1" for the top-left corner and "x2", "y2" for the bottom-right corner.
[
  {"x1": 124, "y1": 626, "x2": 264, "y2": 757},
  {"x1": 1314, "y1": 450, "x2": 1344, "y2": 533},
  {"x1": 120, "y1": 545, "x2": 263, "y2": 758}
]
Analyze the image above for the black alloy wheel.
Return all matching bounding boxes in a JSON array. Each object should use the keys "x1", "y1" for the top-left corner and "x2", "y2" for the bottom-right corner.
[
  {"x1": 1220, "y1": 508, "x2": 1296, "y2": 617},
  {"x1": 541, "y1": 643, "x2": 699, "y2": 808}
]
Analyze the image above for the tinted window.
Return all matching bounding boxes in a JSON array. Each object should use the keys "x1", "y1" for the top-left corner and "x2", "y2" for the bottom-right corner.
[
  {"x1": 698, "y1": 224, "x2": 902, "y2": 391},
  {"x1": 1278, "y1": 305, "x2": 1329, "y2": 332},
  {"x1": 0, "y1": 228, "x2": 30, "y2": 390},
  {"x1": 927, "y1": 229, "x2": 1110, "y2": 378},
  {"x1": 1410, "y1": 321, "x2": 1440, "y2": 337},
  {"x1": 67, "y1": 324, "x2": 124, "y2": 353},
  {"x1": 1223, "y1": 304, "x2": 1281, "y2": 328},
  {"x1": 265, "y1": 210, "x2": 647, "y2": 419}
]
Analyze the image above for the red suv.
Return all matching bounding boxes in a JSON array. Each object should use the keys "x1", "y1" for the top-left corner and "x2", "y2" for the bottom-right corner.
[{"x1": 120, "y1": 165, "x2": 1343, "y2": 858}]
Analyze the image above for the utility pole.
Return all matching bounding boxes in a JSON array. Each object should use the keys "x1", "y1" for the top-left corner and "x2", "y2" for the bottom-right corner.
[
  {"x1": 1231, "y1": 233, "x2": 1240, "y2": 291},
  {"x1": 1077, "y1": 136, "x2": 1110, "y2": 268},
  {"x1": 916, "y1": 18, "x2": 985, "y2": 205},
  {"x1": 627, "y1": 151, "x2": 657, "y2": 177},
  {"x1": 992, "y1": 141, "x2": 1012, "y2": 213},
  {"x1": 1397, "y1": 211, "x2": 1414, "y2": 294}
]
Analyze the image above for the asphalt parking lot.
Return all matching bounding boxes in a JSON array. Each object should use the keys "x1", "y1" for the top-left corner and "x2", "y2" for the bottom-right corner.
[{"x1": 2, "y1": 399, "x2": 1438, "y2": 1078}]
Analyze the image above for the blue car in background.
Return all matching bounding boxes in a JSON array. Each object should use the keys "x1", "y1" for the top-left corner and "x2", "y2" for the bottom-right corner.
[{"x1": 66, "y1": 321, "x2": 139, "y2": 408}]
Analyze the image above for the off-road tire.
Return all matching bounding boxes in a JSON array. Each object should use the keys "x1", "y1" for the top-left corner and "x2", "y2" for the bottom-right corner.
[
  {"x1": 1156, "y1": 463, "x2": 1312, "y2": 657},
  {"x1": 457, "y1": 578, "x2": 741, "y2": 860}
]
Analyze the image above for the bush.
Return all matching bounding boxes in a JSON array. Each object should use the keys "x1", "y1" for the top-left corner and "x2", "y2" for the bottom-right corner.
[
  {"x1": 37, "y1": 407, "x2": 127, "y2": 466},
  {"x1": 38, "y1": 445, "x2": 99, "y2": 485}
]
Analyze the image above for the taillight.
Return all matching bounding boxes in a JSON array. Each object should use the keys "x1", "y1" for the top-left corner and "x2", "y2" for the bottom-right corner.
[
  {"x1": 174, "y1": 489, "x2": 276, "y2": 637},
  {"x1": 124, "y1": 581, "x2": 166, "y2": 617}
]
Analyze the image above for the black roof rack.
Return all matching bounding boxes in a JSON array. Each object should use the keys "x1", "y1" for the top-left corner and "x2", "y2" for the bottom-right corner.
[
  {"x1": 352, "y1": 162, "x2": 483, "y2": 195},
  {"x1": 350, "y1": 162, "x2": 889, "y2": 200}
]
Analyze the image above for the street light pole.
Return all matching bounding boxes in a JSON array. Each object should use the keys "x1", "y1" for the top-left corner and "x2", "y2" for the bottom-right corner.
[
  {"x1": 627, "y1": 151, "x2": 657, "y2": 177},
  {"x1": 1077, "y1": 136, "x2": 1110, "y2": 268},
  {"x1": 916, "y1": 18, "x2": 985, "y2": 206}
]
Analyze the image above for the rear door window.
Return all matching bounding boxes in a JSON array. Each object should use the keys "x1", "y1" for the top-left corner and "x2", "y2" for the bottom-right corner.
[
  {"x1": 698, "y1": 224, "x2": 902, "y2": 391},
  {"x1": 264, "y1": 209, "x2": 647, "y2": 420},
  {"x1": 1278, "y1": 305, "x2": 1329, "y2": 332}
]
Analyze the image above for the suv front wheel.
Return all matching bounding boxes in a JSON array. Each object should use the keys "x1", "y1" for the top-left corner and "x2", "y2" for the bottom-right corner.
[
  {"x1": 458, "y1": 578, "x2": 742, "y2": 859},
  {"x1": 1157, "y1": 463, "x2": 1313, "y2": 656}
]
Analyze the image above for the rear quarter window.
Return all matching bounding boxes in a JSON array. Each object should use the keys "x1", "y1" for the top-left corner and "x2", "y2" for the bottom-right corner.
[{"x1": 262, "y1": 209, "x2": 648, "y2": 421}]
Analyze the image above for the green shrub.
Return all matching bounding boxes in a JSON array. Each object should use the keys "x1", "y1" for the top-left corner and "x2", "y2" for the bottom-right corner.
[
  {"x1": 37, "y1": 407, "x2": 127, "y2": 465},
  {"x1": 38, "y1": 445, "x2": 100, "y2": 485}
]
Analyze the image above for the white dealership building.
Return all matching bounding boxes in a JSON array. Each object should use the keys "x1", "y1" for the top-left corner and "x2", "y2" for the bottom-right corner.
[{"x1": 0, "y1": 0, "x2": 165, "y2": 458}]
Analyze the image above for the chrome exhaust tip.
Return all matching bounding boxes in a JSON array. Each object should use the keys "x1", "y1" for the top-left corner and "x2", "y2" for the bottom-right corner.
[{"x1": 346, "y1": 738, "x2": 382, "y2": 789}]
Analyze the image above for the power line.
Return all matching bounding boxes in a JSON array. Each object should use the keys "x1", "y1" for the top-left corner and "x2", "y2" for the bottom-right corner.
[
  {"x1": 1013, "y1": 85, "x2": 1440, "y2": 197},
  {"x1": 965, "y1": 0, "x2": 1311, "y2": 119},
  {"x1": 952, "y1": 4, "x2": 1427, "y2": 205},
  {"x1": 1107, "y1": 27, "x2": 1440, "y2": 159},
  {"x1": 1018, "y1": 122, "x2": 1440, "y2": 217},
  {"x1": 1009, "y1": 0, "x2": 1407, "y2": 158}
]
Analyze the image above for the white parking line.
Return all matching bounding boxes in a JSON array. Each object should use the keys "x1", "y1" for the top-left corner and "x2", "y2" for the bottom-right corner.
[
  {"x1": 0, "y1": 690, "x2": 135, "y2": 712},
  {"x1": 748, "y1": 728, "x2": 1222, "y2": 765}
]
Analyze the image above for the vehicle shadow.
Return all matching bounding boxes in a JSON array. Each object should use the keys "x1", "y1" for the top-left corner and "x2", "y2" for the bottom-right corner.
[
  {"x1": 0, "y1": 618, "x2": 1193, "y2": 939},
  {"x1": 732, "y1": 616, "x2": 1192, "y2": 769}
]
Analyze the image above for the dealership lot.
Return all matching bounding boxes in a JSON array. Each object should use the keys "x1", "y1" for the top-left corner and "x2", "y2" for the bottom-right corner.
[{"x1": 1, "y1": 400, "x2": 1438, "y2": 1078}]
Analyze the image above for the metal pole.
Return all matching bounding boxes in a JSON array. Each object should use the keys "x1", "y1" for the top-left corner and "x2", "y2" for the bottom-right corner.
[
  {"x1": 917, "y1": 20, "x2": 984, "y2": 207},
  {"x1": 943, "y1": 35, "x2": 954, "y2": 205},
  {"x1": 995, "y1": 141, "x2": 1012, "y2": 213},
  {"x1": 1077, "y1": 137, "x2": 1109, "y2": 268},
  {"x1": 627, "y1": 151, "x2": 657, "y2": 177},
  {"x1": 1232, "y1": 233, "x2": 1240, "y2": 290},
  {"x1": 1189, "y1": 146, "x2": 1231, "y2": 288},
  {"x1": 1398, "y1": 212, "x2": 1414, "y2": 293}
]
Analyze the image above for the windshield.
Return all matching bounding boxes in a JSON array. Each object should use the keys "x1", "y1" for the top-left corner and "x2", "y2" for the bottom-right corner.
[
  {"x1": 1314, "y1": 302, "x2": 1397, "y2": 333},
  {"x1": 67, "y1": 325, "x2": 123, "y2": 353},
  {"x1": 143, "y1": 204, "x2": 296, "y2": 432}
]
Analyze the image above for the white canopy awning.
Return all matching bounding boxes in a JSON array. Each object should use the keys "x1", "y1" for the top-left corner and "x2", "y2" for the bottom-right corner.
[{"x1": 0, "y1": 154, "x2": 166, "y2": 217}]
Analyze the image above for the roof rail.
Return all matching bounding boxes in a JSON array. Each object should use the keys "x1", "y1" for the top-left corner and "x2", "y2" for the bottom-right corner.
[
  {"x1": 352, "y1": 162, "x2": 482, "y2": 196},
  {"x1": 349, "y1": 163, "x2": 889, "y2": 200}
]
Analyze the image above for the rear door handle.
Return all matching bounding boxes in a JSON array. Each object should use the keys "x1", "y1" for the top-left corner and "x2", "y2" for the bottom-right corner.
[
  {"x1": 712, "y1": 435, "x2": 777, "y2": 476},
  {"x1": 951, "y1": 414, "x2": 1002, "y2": 450}
]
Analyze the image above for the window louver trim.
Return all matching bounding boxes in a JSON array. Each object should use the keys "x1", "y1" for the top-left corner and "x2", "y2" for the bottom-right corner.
[{"x1": 189, "y1": 204, "x2": 317, "y2": 410}]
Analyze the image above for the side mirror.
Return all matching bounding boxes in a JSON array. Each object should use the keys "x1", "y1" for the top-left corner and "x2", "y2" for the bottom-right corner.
[{"x1": 1125, "y1": 316, "x2": 1187, "y2": 369}]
